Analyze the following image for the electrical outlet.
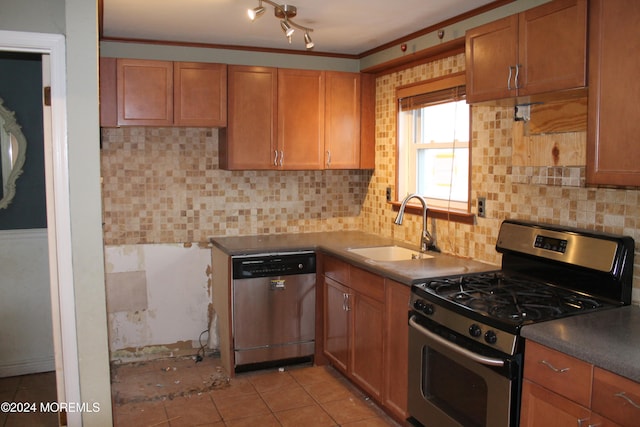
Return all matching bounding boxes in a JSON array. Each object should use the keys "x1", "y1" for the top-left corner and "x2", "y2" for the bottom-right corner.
[
  {"x1": 386, "y1": 187, "x2": 392, "y2": 202},
  {"x1": 477, "y1": 197, "x2": 486, "y2": 218}
]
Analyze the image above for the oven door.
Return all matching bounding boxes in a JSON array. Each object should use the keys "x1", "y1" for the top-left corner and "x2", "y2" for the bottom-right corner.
[{"x1": 408, "y1": 314, "x2": 520, "y2": 427}]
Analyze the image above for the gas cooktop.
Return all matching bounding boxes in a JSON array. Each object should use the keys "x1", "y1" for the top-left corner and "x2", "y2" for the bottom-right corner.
[{"x1": 422, "y1": 271, "x2": 619, "y2": 325}]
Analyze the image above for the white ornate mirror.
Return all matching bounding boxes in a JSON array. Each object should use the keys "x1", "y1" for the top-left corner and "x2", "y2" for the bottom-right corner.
[{"x1": 0, "y1": 96, "x2": 26, "y2": 209}]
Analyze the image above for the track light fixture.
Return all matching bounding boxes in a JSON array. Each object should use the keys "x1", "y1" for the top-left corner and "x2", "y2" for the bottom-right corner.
[{"x1": 247, "y1": 0, "x2": 315, "y2": 49}]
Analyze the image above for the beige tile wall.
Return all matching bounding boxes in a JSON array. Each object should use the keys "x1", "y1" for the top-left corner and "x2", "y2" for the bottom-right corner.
[
  {"x1": 360, "y1": 53, "x2": 640, "y2": 299},
  {"x1": 100, "y1": 127, "x2": 370, "y2": 245}
]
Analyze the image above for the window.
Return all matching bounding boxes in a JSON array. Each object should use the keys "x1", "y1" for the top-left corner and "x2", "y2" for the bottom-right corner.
[{"x1": 396, "y1": 72, "x2": 470, "y2": 212}]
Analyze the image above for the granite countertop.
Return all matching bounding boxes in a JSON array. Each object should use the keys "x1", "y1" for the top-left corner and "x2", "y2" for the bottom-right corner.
[
  {"x1": 210, "y1": 230, "x2": 498, "y2": 285},
  {"x1": 521, "y1": 305, "x2": 640, "y2": 383}
]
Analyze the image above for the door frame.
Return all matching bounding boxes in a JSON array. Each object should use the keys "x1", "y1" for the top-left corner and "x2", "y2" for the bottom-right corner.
[{"x1": 0, "y1": 30, "x2": 81, "y2": 424}]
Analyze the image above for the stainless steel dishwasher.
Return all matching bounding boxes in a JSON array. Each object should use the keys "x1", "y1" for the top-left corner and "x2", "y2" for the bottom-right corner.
[{"x1": 232, "y1": 251, "x2": 316, "y2": 369}]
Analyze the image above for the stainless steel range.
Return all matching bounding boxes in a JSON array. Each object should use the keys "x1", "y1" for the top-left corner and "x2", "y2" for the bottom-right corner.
[{"x1": 407, "y1": 219, "x2": 635, "y2": 427}]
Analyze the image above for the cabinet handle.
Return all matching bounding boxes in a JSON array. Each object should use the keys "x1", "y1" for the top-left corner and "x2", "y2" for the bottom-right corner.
[
  {"x1": 507, "y1": 66, "x2": 514, "y2": 90},
  {"x1": 274, "y1": 150, "x2": 278, "y2": 166},
  {"x1": 279, "y1": 150, "x2": 284, "y2": 167},
  {"x1": 345, "y1": 293, "x2": 351, "y2": 311},
  {"x1": 514, "y1": 64, "x2": 521, "y2": 89},
  {"x1": 615, "y1": 392, "x2": 640, "y2": 409},
  {"x1": 577, "y1": 418, "x2": 600, "y2": 427},
  {"x1": 327, "y1": 150, "x2": 331, "y2": 167},
  {"x1": 539, "y1": 360, "x2": 570, "y2": 373}
]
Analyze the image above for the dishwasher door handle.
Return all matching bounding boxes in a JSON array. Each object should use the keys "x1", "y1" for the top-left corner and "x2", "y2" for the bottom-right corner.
[{"x1": 270, "y1": 279, "x2": 286, "y2": 290}]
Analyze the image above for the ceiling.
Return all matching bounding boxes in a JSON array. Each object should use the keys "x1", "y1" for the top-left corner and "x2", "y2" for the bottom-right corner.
[{"x1": 101, "y1": 0, "x2": 497, "y2": 56}]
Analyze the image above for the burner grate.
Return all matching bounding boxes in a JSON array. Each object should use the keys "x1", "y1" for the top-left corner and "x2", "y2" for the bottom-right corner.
[{"x1": 424, "y1": 272, "x2": 608, "y2": 324}]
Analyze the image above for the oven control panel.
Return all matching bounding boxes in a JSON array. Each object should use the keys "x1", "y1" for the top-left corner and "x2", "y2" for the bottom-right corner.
[
  {"x1": 534, "y1": 235, "x2": 567, "y2": 253},
  {"x1": 410, "y1": 290, "x2": 518, "y2": 356}
]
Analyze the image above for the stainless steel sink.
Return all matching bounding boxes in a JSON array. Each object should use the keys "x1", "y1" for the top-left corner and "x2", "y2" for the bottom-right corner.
[{"x1": 347, "y1": 245, "x2": 434, "y2": 262}]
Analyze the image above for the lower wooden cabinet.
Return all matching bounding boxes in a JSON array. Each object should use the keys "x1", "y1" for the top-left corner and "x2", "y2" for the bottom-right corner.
[
  {"x1": 320, "y1": 254, "x2": 409, "y2": 422},
  {"x1": 520, "y1": 379, "x2": 591, "y2": 427},
  {"x1": 521, "y1": 341, "x2": 635, "y2": 427},
  {"x1": 323, "y1": 276, "x2": 350, "y2": 373}
]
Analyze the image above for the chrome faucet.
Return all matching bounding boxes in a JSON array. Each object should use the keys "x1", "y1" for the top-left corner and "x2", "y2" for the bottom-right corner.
[{"x1": 394, "y1": 193, "x2": 440, "y2": 252}]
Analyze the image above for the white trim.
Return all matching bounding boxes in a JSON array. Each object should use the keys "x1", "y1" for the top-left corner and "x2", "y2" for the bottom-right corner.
[{"x1": 0, "y1": 30, "x2": 81, "y2": 426}]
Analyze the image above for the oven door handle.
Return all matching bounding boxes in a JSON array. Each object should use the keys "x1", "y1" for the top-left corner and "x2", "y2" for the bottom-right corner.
[{"x1": 409, "y1": 316, "x2": 505, "y2": 367}]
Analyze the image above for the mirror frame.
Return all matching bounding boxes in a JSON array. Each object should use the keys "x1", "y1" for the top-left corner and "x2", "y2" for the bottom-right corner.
[{"x1": 0, "y1": 96, "x2": 27, "y2": 209}]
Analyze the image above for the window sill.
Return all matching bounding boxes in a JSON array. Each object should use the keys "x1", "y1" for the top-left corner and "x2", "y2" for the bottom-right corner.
[{"x1": 390, "y1": 201, "x2": 475, "y2": 225}]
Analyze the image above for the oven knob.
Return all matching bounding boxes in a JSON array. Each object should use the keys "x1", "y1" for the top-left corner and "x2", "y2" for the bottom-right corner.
[
  {"x1": 484, "y1": 330, "x2": 497, "y2": 344},
  {"x1": 469, "y1": 324, "x2": 482, "y2": 338},
  {"x1": 413, "y1": 299, "x2": 434, "y2": 315}
]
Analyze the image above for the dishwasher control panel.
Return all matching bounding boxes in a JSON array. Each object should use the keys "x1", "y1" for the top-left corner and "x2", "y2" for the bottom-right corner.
[{"x1": 232, "y1": 251, "x2": 316, "y2": 279}]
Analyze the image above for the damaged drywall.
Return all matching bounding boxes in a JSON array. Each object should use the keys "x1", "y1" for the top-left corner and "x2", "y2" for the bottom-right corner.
[{"x1": 104, "y1": 243, "x2": 213, "y2": 361}]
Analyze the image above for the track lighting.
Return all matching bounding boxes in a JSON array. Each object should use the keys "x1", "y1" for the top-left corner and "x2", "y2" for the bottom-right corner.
[
  {"x1": 280, "y1": 19, "x2": 294, "y2": 37},
  {"x1": 248, "y1": 2, "x2": 265, "y2": 21},
  {"x1": 304, "y1": 31, "x2": 314, "y2": 49},
  {"x1": 246, "y1": 0, "x2": 315, "y2": 49}
]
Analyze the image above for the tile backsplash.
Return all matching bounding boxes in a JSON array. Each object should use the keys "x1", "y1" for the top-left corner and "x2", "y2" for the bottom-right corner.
[{"x1": 100, "y1": 127, "x2": 370, "y2": 245}]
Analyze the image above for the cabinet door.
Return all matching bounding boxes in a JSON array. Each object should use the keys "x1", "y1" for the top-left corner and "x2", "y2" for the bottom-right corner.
[
  {"x1": 383, "y1": 280, "x2": 410, "y2": 421},
  {"x1": 587, "y1": 0, "x2": 640, "y2": 186},
  {"x1": 277, "y1": 69, "x2": 325, "y2": 170},
  {"x1": 592, "y1": 367, "x2": 640, "y2": 427},
  {"x1": 465, "y1": 15, "x2": 518, "y2": 103},
  {"x1": 174, "y1": 62, "x2": 227, "y2": 127},
  {"x1": 350, "y1": 291, "x2": 384, "y2": 400},
  {"x1": 325, "y1": 72, "x2": 361, "y2": 169},
  {"x1": 323, "y1": 277, "x2": 349, "y2": 374},
  {"x1": 520, "y1": 379, "x2": 592, "y2": 427},
  {"x1": 221, "y1": 66, "x2": 278, "y2": 170},
  {"x1": 518, "y1": 0, "x2": 587, "y2": 96},
  {"x1": 117, "y1": 59, "x2": 173, "y2": 126}
]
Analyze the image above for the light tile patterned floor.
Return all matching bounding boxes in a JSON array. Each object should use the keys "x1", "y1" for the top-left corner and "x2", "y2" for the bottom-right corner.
[
  {"x1": 111, "y1": 356, "x2": 403, "y2": 427},
  {"x1": 0, "y1": 371, "x2": 59, "y2": 427}
]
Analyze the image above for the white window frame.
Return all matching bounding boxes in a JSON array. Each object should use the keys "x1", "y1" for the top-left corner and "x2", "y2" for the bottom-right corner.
[{"x1": 396, "y1": 72, "x2": 470, "y2": 213}]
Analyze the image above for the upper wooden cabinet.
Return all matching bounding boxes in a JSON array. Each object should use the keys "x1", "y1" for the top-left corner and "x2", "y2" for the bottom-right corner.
[
  {"x1": 465, "y1": 0, "x2": 587, "y2": 103},
  {"x1": 325, "y1": 72, "x2": 361, "y2": 169},
  {"x1": 221, "y1": 66, "x2": 373, "y2": 170},
  {"x1": 586, "y1": 0, "x2": 640, "y2": 187},
  {"x1": 174, "y1": 62, "x2": 226, "y2": 127},
  {"x1": 99, "y1": 58, "x2": 227, "y2": 127},
  {"x1": 277, "y1": 68, "x2": 325, "y2": 170},
  {"x1": 219, "y1": 66, "x2": 277, "y2": 170}
]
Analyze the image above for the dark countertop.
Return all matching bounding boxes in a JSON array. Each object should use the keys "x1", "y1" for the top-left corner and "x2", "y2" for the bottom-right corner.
[
  {"x1": 210, "y1": 230, "x2": 498, "y2": 285},
  {"x1": 521, "y1": 305, "x2": 640, "y2": 383}
]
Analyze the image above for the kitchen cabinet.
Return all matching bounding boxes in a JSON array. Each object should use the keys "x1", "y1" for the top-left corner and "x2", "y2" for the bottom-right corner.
[
  {"x1": 521, "y1": 341, "x2": 633, "y2": 427},
  {"x1": 324, "y1": 72, "x2": 361, "y2": 169},
  {"x1": 220, "y1": 67, "x2": 372, "y2": 170},
  {"x1": 219, "y1": 66, "x2": 277, "y2": 170},
  {"x1": 173, "y1": 62, "x2": 226, "y2": 127},
  {"x1": 322, "y1": 256, "x2": 384, "y2": 400},
  {"x1": 99, "y1": 58, "x2": 227, "y2": 127},
  {"x1": 277, "y1": 68, "x2": 325, "y2": 170},
  {"x1": 323, "y1": 276, "x2": 350, "y2": 373},
  {"x1": 592, "y1": 367, "x2": 640, "y2": 427},
  {"x1": 586, "y1": 0, "x2": 640, "y2": 187},
  {"x1": 320, "y1": 254, "x2": 409, "y2": 422},
  {"x1": 465, "y1": 0, "x2": 586, "y2": 103}
]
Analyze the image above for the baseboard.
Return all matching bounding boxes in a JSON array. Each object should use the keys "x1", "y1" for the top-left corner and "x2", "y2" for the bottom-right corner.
[{"x1": 0, "y1": 356, "x2": 55, "y2": 378}]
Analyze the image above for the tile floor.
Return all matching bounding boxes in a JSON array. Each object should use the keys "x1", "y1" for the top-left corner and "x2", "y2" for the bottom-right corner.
[
  {"x1": 0, "y1": 371, "x2": 59, "y2": 427},
  {"x1": 111, "y1": 356, "x2": 403, "y2": 427}
]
